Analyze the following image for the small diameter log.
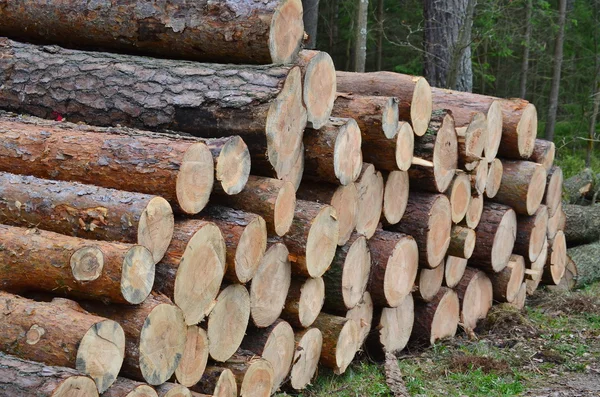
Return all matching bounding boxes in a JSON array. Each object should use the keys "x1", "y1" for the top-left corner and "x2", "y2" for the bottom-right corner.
[
  {"x1": 0, "y1": 293, "x2": 125, "y2": 393},
  {"x1": 548, "y1": 255, "x2": 578, "y2": 291},
  {"x1": 544, "y1": 166, "x2": 564, "y2": 218},
  {"x1": 411, "y1": 288, "x2": 459, "y2": 345},
  {"x1": 547, "y1": 204, "x2": 566, "y2": 241},
  {"x1": 203, "y1": 352, "x2": 274, "y2": 397},
  {"x1": 0, "y1": 116, "x2": 214, "y2": 215},
  {"x1": 297, "y1": 51, "x2": 337, "y2": 129},
  {"x1": 469, "y1": 159, "x2": 489, "y2": 196},
  {"x1": 444, "y1": 256, "x2": 468, "y2": 288},
  {"x1": 174, "y1": 326, "x2": 209, "y2": 388},
  {"x1": 387, "y1": 192, "x2": 452, "y2": 268},
  {"x1": 383, "y1": 170, "x2": 410, "y2": 225},
  {"x1": 355, "y1": 163, "x2": 385, "y2": 238},
  {"x1": 323, "y1": 234, "x2": 371, "y2": 312},
  {"x1": 191, "y1": 368, "x2": 237, "y2": 397},
  {"x1": 289, "y1": 328, "x2": 323, "y2": 390},
  {"x1": 303, "y1": 117, "x2": 362, "y2": 185},
  {"x1": 508, "y1": 283, "x2": 527, "y2": 310},
  {"x1": 414, "y1": 262, "x2": 445, "y2": 302},
  {"x1": 346, "y1": 291, "x2": 374, "y2": 347},
  {"x1": 154, "y1": 220, "x2": 225, "y2": 326},
  {"x1": 197, "y1": 206, "x2": 267, "y2": 284},
  {"x1": 447, "y1": 225, "x2": 476, "y2": 259},
  {"x1": 525, "y1": 238, "x2": 548, "y2": 295},
  {"x1": 367, "y1": 294, "x2": 414, "y2": 357},
  {"x1": 567, "y1": 242, "x2": 600, "y2": 287},
  {"x1": 564, "y1": 168, "x2": 596, "y2": 204},
  {"x1": 335, "y1": 72, "x2": 433, "y2": 137},
  {"x1": 250, "y1": 243, "x2": 292, "y2": 328},
  {"x1": 0, "y1": 224, "x2": 154, "y2": 305},
  {"x1": 103, "y1": 377, "x2": 158, "y2": 397},
  {"x1": 543, "y1": 231, "x2": 567, "y2": 285},
  {"x1": 494, "y1": 161, "x2": 546, "y2": 215},
  {"x1": 281, "y1": 277, "x2": 325, "y2": 328},
  {"x1": 496, "y1": 100, "x2": 538, "y2": 159},
  {"x1": 207, "y1": 285, "x2": 251, "y2": 363},
  {"x1": 488, "y1": 255, "x2": 526, "y2": 303},
  {"x1": 297, "y1": 182, "x2": 358, "y2": 246},
  {"x1": 332, "y1": 94, "x2": 399, "y2": 141},
  {"x1": 409, "y1": 110, "x2": 458, "y2": 193},
  {"x1": 445, "y1": 172, "x2": 472, "y2": 224},
  {"x1": 456, "y1": 113, "x2": 486, "y2": 165},
  {"x1": 485, "y1": 158, "x2": 503, "y2": 199},
  {"x1": 215, "y1": 176, "x2": 296, "y2": 237},
  {"x1": 155, "y1": 384, "x2": 192, "y2": 397},
  {"x1": 241, "y1": 320, "x2": 295, "y2": 393},
  {"x1": 484, "y1": 101, "x2": 504, "y2": 162},
  {"x1": 463, "y1": 194, "x2": 484, "y2": 229},
  {"x1": 454, "y1": 268, "x2": 493, "y2": 330},
  {"x1": 469, "y1": 202, "x2": 517, "y2": 272},
  {"x1": 530, "y1": 139, "x2": 556, "y2": 171},
  {"x1": 368, "y1": 231, "x2": 419, "y2": 307},
  {"x1": 563, "y1": 204, "x2": 600, "y2": 245},
  {"x1": 514, "y1": 205, "x2": 549, "y2": 263},
  {"x1": 357, "y1": 115, "x2": 414, "y2": 172},
  {"x1": 0, "y1": 353, "x2": 99, "y2": 397},
  {"x1": 311, "y1": 313, "x2": 359, "y2": 375},
  {"x1": 0, "y1": 172, "x2": 174, "y2": 265}
]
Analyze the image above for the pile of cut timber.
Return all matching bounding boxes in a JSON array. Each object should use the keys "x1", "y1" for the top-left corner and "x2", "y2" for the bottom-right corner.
[{"x1": 0, "y1": 1, "x2": 568, "y2": 396}]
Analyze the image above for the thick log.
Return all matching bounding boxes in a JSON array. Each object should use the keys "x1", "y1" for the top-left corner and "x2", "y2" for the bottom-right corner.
[
  {"x1": 454, "y1": 268, "x2": 493, "y2": 330},
  {"x1": 190, "y1": 368, "x2": 237, "y2": 397},
  {"x1": 525, "y1": 238, "x2": 548, "y2": 295},
  {"x1": 80, "y1": 294, "x2": 187, "y2": 386},
  {"x1": 174, "y1": 326, "x2": 209, "y2": 388},
  {"x1": 289, "y1": 328, "x2": 323, "y2": 390},
  {"x1": 387, "y1": 192, "x2": 452, "y2": 268},
  {"x1": 154, "y1": 220, "x2": 225, "y2": 326},
  {"x1": 444, "y1": 256, "x2": 468, "y2": 288},
  {"x1": 368, "y1": 230, "x2": 419, "y2": 307},
  {"x1": 0, "y1": 172, "x2": 173, "y2": 265},
  {"x1": 104, "y1": 377, "x2": 158, "y2": 397},
  {"x1": 544, "y1": 166, "x2": 564, "y2": 218},
  {"x1": 355, "y1": 163, "x2": 385, "y2": 239},
  {"x1": 297, "y1": 51, "x2": 337, "y2": 129},
  {"x1": 547, "y1": 204, "x2": 566, "y2": 241},
  {"x1": 331, "y1": 94, "x2": 399, "y2": 141},
  {"x1": 383, "y1": 170, "x2": 410, "y2": 225},
  {"x1": 463, "y1": 193, "x2": 484, "y2": 229},
  {"x1": 367, "y1": 294, "x2": 414, "y2": 357},
  {"x1": 568, "y1": 242, "x2": 600, "y2": 287},
  {"x1": 310, "y1": 313, "x2": 359, "y2": 375},
  {"x1": 0, "y1": 293, "x2": 125, "y2": 393},
  {"x1": 488, "y1": 255, "x2": 525, "y2": 303},
  {"x1": 445, "y1": 172, "x2": 472, "y2": 224},
  {"x1": 469, "y1": 159, "x2": 489, "y2": 196},
  {"x1": 0, "y1": 224, "x2": 154, "y2": 305},
  {"x1": 0, "y1": 353, "x2": 99, "y2": 397},
  {"x1": 494, "y1": 161, "x2": 546, "y2": 215},
  {"x1": 281, "y1": 277, "x2": 324, "y2": 328},
  {"x1": 470, "y1": 203, "x2": 517, "y2": 272},
  {"x1": 414, "y1": 263, "x2": 444, "y2": 302},
  {"x1": 514, "y1": 205, "x2": 548, "y2": 262},
  {"x1": 335, "y1": 72, "x2": 433, "y2": 137},
  {"x1": 447, "y1": 225, "x2": 476, "y2": 259},
  {"x1": 485, "y1": 158, "x2": 503, "y2": 199},
  {"x1": 456, "y1": 112, "x2": 486, "y2": 165},
  {"x1": 543, "y1": 231, "x2": 567, "y2": 285},
  {"x1": 530, "y1": 139, "x2": 556, "y2": 171},
  {"x1": 346, "y1": 291, "x2": 374, "y2": 347},
  {"x1": 303, "y1": 117, "x2": 363, "y2": 185},
  {"x1": 563, "y1": 168, "x2": 596, "y2": 204},
  {"x1": 563, "y1": 204, "x2": 600, "y2": 246},
  {"x1": 250, "y1": 243, "x2": 292, "y2": 328},
  {"x1": 202, "y1": 352, "x2": 274, "y2": 397},
  {"x1": 411, "y1": 288, "x2": 459, "y2": 345}
]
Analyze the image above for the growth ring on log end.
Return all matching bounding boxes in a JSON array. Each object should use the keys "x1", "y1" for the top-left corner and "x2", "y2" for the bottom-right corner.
[
  {"x1": 176, "y1": 143, "x2": 215, "y2": 215},
  {"x1": 269, "y1": 0, "x2": 305, "y2": 64},
  {"x1": 274, "y1": 181, "x2": 297, "y2": 237},
  {"x1": 215, "y1": 136, "x2": 251, "y2": 195},
  {"x1": 411, "y1": 77, "x2": 433, "y2": 137},
  {"x1": 333, "y1": 119, "x2": 363, "y2": 185},
  {"x1": 138, "y1": 197, "x2": 175, "y2": 265},
  {"x1": 300, "y1": 51, "x2": 337, "y2": 130},
  {"x1": 515, "y1": 104, "x2": 538, "y2": 158}
]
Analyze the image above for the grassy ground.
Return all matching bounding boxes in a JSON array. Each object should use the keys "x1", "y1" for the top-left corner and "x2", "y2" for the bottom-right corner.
[{"x1": 278, "y1": 282, "x2": 600, "y2": 397}]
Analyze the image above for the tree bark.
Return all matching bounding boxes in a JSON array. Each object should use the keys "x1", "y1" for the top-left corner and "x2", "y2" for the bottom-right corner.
[
  {"x1": 310, "y1": 313, "x2": 359, "y2": 375},
  {"x1": 567, "y1": 240, "x2": 600, "y2": 287},
  {"x1": 376, "y1": 0, "x2": 385, "y2": 70},
  {"x1": 281, "y1": 277, "x2": 325, "y2": 328},
  {"x1": 332, "y1": 94, "x2": 399, "y2": 141},
  {"x1": 530, "y1": 139, "x2": 556, "y2": 171},
  {"x1": 447, "y1": 225, "x2": 476, "y2": 259},
  {"x1": 289, "y1": 328, "x2": 323, "y2": 390},
  {"x1": 587, "y1": 72, "x2": 600, "y2": 167},
  {"x1": 563, "y1": 168, "x2": 596, "y2": 204},
  {"x1": 563, "y1": 204, "x2": 600, "y2": 246},
  {"x1": 302, "y1": 0, "x2": 321, "y2": 49},
  {"x1": 353, "y1": 0, "x2": 369, "y2": 72},
  {"x1": 411, "y1": 288, "x2": 459, "y2": 345},
  {"x1": 520, "y1": 0, "x2": 533, "y2": 99},
  {"x1": 493, "y1": 161, "x2": 547, "y2": 215}
]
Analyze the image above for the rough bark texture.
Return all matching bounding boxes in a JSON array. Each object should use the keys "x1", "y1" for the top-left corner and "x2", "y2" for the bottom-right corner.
[
  {"x1": 353, "y1": 0, "x2": 369, "y2": 72},
  {"x1": 493, "y1": 160, "x2": 546, "y2": 215},
  {"x1": 332, "y1": 94, "x2": 399, "y2": 141},
  {"x1": 310, "y1": 313, "x2": 358, "y2": 375},
  {"x1": 411, "y1": 287, "x2": 459, "y2": 345},
  {"x1": 563, "y1": 168, "x2": 597, "y2": 204},
  {"x1": 563, "y1": 204, "x2": 600, "y2": 246},
  {"x1": 530, "y1": 139, "x2": 555, "y2": 171}
]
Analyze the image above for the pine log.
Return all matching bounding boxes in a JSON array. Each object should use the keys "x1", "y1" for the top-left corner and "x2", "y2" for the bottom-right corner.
[
  {"x1": 367, "y1": 294, "x2": 414, "y2": 357},
  {"x1": 411, "y1": 288, "x2": 459, "y2": 345},
  {"x1": 355, "y1": 163, "x2": 385, "y2": 238},
  {"x1": 414, "y1": 263, "x2": 445, "y2": 302},
  {"x1": 493, "y1": 161, "x2": 546, "y2": 215},
  {"x1": 196, "y1": 206, "x2": 267, "y2": 284},
  {"x1": 525, "y1": 238, "x2": 548, "y2": 295},
  {"x1": 0, "y1": 172, "x2": 173, "y2": 265},
  {"x1": 444, "y1": 256, "x2": 468, "y2": 288},
  {"x1": 154, "y1": 220, "x2": 225, "y2": 326},
  {"x1": 548, "y1": 255, "x2": 578, "y2": 291},
  {"x1": 323, "y1": 234, "x2": 371, "y2": 312},
  {"x1": 463, "y1": 193, "x2": 484, "y2": 229},
  {"x1": 346, "y1": 291, "x2": 374, "y2": 347},
  {"x1": 544, "y1": 166, "x2": 564, "y2": 218},
  {"x1": 357, "y1": 121, "x2": 414, "y2": 173},
  {"x1": 250, "y1": 243, "x2": 292, "y2": 328},
  {"x1": 542, "y1": 231, "x2": 567, "y2": 285},
  {"x1": 0, "y1": 40, "x2": 307, "y2": 184},
  {"x1": 335, "y1": 72, "x2": 433, "y2": 137},
  {"x1": 456, "y1": 112, "x2": 486, "y2": 165},
  {"x1": 190, "y1": 368, "x2": 237, "y2": 397},
  {"x1": 174, "y1": 326, "x2": 209, "y2": 388},
  {"x1": 563, "y1": 168, "x2": 596, "y2": 204},
  {"x1": 331, "y1": 94, "x2": 399, "y2": 142},
  {"x1": 383, "y1": 170, "x2": 410, "y2": 225},
  {"x1": 447, "y1": 225, "x2": 476, "y2": 259},
  {"x1": 469, "y1": 202, "x2": 517, "y2": 272},
  {"x1": 80, "y1": 294, "x2": 186, "y2": 386},
  {"x1": 311, "y1": 313, "x2": 359, "y2": 375},
  {"x1": 445, "y1": 172, "x2": 472, "y2": 224},
  {"x1": 454, "y1": 268, "x2": 493, "y2": 331},
  {"x1": 409, "y1": 110, "x2": 458, "y2": 193},
  {"x1": 508, "y1": 283, "x2": 527, "y2": 310},
  {"x1": 0, "y1": 293, "x2": 125, "y2": 393},
  {"x1": 281, "y1": 277, "x2": 325, "y2": 328},
  {"x1": 0, "y1": 224, "x2": 154, "y2": 305},
  {"x1": 485, "y1": 158, "x2": 504, "y2": 199},
  {"x1": 563, "y1": 204, "x2": 600, "y2": 245},
  {"x1": 297, "y1": 182, "x2": 358, "y2": 246},
  {"x1": 567, "y1": 242, "x2": 600, "y2": 287},
  {"x1": 241, "y1": 320, "x2": 295, "y2": 393},
  {"x1": 368, "y1": 230, "x2": 419, "y2": 307},
  {"x1": 547, "y1": 204, "x2": 566, "y2": 241},
  {"x1": 387, "y1": 192, "x2": 452, "y2": 268},
  {"x1": 297, "y1": 51, "x2": 337, "y2": 129},
  {"x1": 469, "y1": 158, "x2": 489, "y2": 196},
  {"x1": 0, "y1": 353, "x2": 100, "y2": 397},
  {"x1": 289, "y1": 328, "x2": 323, "y2": 390},
  {"x1": 155, "y1": 384, "x2": 192, "y2": 397},
  {"x1": 202, "y1": 352, "x2": 274, "y2": 397},
  {"x1": 530, "y1": 139, "x2": 556, "y2": 171},
  {"x1": 487, "y1": 255, "x2": 526, "y2": 303},
  {"x1": 514, "y1": 205, "x2": 549, "y2": 262},
  {"x1": 103, "y1": 377, "x2": 158, "y2": 397},
  {"x1": 303, "y1": 117, "x2": 363, "y2": 185}
]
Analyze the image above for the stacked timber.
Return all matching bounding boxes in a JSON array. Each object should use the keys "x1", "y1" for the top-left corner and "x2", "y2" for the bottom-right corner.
[{"x1": 0, "y1": 1, "x2": 569, "y2": 395}]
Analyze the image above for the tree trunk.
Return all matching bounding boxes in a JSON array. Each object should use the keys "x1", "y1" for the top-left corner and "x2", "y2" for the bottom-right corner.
[
  {"x1": 587, "y1": 73, "x2": 600, "y2": 167},
  {"x1": 103, "y1": 377, "x2": 158, "y2": 397},
  {"x1": 376, "y1": 0, "x2": 385, "y2": 70},
  {"x1": 174, "y1": 326, "x2": 209, "y2": 388},
  {"x1": 411, "y1": 288, "x2": 459, "y2": 345},
  {"x1": 487, "y1": 254, "x2": 525, "y2": 303},
  {"x1": 493, "y1": 161, "x2": 547, "y2": 215},
  {"x1": 453, "y1": 268, "x2": 493, "y2": 330},
  {"x1": 563, "y1": 204, "x2": 600, "y2": 246},
  {"x1": 302, "y1": 0, "x2": 321, "y2": 49},
  {"x1": 367, "y1": 294, "x2": 414, "y2": 357},
  {"x1": 520, "y1": 0, "x2": 533, "y2": 99},
  {"x1": 281, "y1": 277, "x2": 325, "y2": 328},
  {"x1": 353, "y1": 0, "x2": 369, "y2": 72},
  {"x1": 530, "y1": 139, "x2": 556, "y2": 171},
  {"x1": 190, "y1": 368, "x2": 237, "y2": 397},
  {"x1": 310, "y1": 313, "x2": 359, "y2": 375},
  {"x1": 383, "y1": 170, "x2": 410, "y2": 225},
  {"x1": 544, "y1": 166, "x2": 564, "y2": 218},
  {"x1": 414, "y1": 263, "x2": 445, "y2": 302},
  {"x1": 202, "y1": 352, "x2": 274, "y2": 397},
  {"x1": 355, "y1": 164, "x2": 385, "y2": 238},
  {"x1": 514, "y1": 205, "x2": 549, "y2": 263},
  {"x1": 568, "y1": 240, "x2": 600, "y2": 287},
  {"x1": 289, "y1": 328, "x2": 323, "y2": 390},
  {"x1": 0, "y1": 293, "x2": 125, "y2": 393}
]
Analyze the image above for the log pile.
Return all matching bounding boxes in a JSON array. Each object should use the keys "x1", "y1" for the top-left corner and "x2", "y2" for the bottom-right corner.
[{"x1": 0, "y1": 1, "x2": 570, "y2": 395}]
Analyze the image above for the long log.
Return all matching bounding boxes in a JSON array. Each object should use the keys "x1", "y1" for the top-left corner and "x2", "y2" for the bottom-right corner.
[
  {"x1": 0, "y1": 293, "x2": 125, "y2": 393},
  {"x1": 411, "y1": 288, "x2": 459, "y2": 345},
  {"x1": 335, "y1": 72, "x2": 433, "y2": 137},
  {"x1": 310, "y1": 313, "x2": 359, "y2": 375},
  {"x1": 414, "y1": 263, "x2": 444, "y2": 302},
  {"x1": 174, "y1": 326, "x2": 209, "y2": 388},
  {"x1": 525, "y1": 238, "x2": 548, "y2": 295},
  {"x1": 530, "y1": 139, "x2": 556, "y2": 171},
  {"x1": 445, "y1": 172, "x2": 472, "y2": 224},
  {"x1": 493, "y1": 161, "x2": 546, "y2": 215},
  {"x1": 563, "y1": 204, "x2": 600, "y2": 246},
  {"x1": 447, "y1": 225, "x2": 476, "y2": 259},
  {"x1": 355, "y1": 163, "x2": 385, "y2": 239},
  {"x1": 543, "y1": 231, "x2": 567, "y2": 285},
  {"x1": 366, "y1": 294, "x2": 414, "y2": 357},
  {"x1": 190, "y1": 368, "x2": 237, "y2": 397},
  {"x1": 454, "y1": 268, "x2": 493, "y2": 330},
  {"x1": 281, "y1": 277, "x2": 325, "y2": 328},
  {"x1": 567, "y1": 241, "x2": 600, "y2": 287},
  {"x1": 104, "y1": 377, "x2": 158, "y2": 397},
  {"x1": 514, "y1": 205, "x2": 548, "y2": 262},
  {"x1": 484, "y1": 158, "x2": 503, "y2": 199},
  {"x1": 444, "y1": 256, "x2": 468, "y2": 288},
  {"x1": 544, "y1": 166, "x2": 564, "y2": 218},
  {"x1": 202, "y1": 352, "x2": 274, "y2": 397},
  {"x1": 346, "y1": 291, "x2": 374, "y2": 348},
  {"x1": 289, "y1": 328, "x2": 323, "y2": 390},
  {"x1": 383, "y1": 170, "x2": 410, "y2": 225},
  {"x1": 487, "y1": 255, "x2": 525, "y2": 303},
  {"x1": 0, "y1": 353, "x2": 100, "y2": 397},
  {"x1": 0, "y1": 224, "x2": 154, "y2": 305}
]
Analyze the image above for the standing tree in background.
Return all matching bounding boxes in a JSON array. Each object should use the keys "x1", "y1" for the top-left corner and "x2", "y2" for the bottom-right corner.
[
  {"x1": 545, "y1": 0, "x2": 568, "y2": 141},
  {"x1": 375, "y1": 0, "x2": 385, "y2": 70},
  {"x1": 303, "y1": 0, "x2": 321, "y2": 49},
  {"x1": 520, "y1": 0, "x2": 533, "y2": 99},
  {"x1": 353, "y1": 0, "x2": 369, "y2": 72}
]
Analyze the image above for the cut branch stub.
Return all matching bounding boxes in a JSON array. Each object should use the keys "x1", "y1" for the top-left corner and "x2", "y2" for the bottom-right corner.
[
  {"x1": 297, "y1": 51, "x2": 337, "y2": 129},
  {"x1": 493, "y1": 160, "x2": 546, "y2": 215},
  {"x1": 485, "y1": 158, "x2": 503, "y2": 199},
  {"x1": 488, "y1": 254, "x2": 526, "y2": 303},
  {"x1": 470, "y1": 202, "x2": 517, "y2": 272},
  {"x1": 514, "y1": 205, "x2": 549, "y2": 263},
  {"x1": 411, "y1": 287, "x2": 459, "y2": 345},
  {"x1": 289, "y1": 328, "x2": 323, "y2": 390},
  {"x1": 454, "y1": 268, "x2": 493, "y2": 330},
  {"x1": 281, "y1": 277, "x2": 325, "y2": 328},
  {"x1": 355, "y1": 164, "x2": 385, "y2": 239}
]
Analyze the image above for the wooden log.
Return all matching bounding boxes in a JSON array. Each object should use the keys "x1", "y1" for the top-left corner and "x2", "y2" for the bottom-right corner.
[
  {"x1": 454, "y1": 268, "x2": 493, "y2": 330},
  {"x1": 250, "y1": 243, "x2": 292, "y2": 328},
  {"x1": 155, "y1": 384, "x2": 194, "y2": 397},
  {"x1": 367, "y1": 294, "x2": 414, "y2": 357},
  {"x1": 387, "y1": 192, "x2": 452, "y2": 268},
  {"x1": 174, "y1": 326, "x2": 209, "y2": 388},
  {"x1": 444, "y1": 256, "x2": 468, "y2": 288},
  {"x1": 0, "y1": 40, "x2": 307, "y2": 184},
  {"x1": 411, "y1": 288, "x2": 459, "y2": 345},
  {"x1": 335, "y1": 72, "x2": 433, "y2": 137},
  {"x1": 514, "y1": 205, "x2": 549, "y2": 263},
  {"x1": 202, "y1": 352, "x2": 274, "y2": 397},
  {"x1": 297, "y1": 50, "x2": 337, "y2": 129},
  {"x1": 310, "y1": 313, "x2": 359, "y2": 375},
  {"x1": 303, "y1": 117, "x2": 363, "y2": 185},
  {"x1": 0, "y1": 224, "x2": 154, "y2": 305},
  {"x1": 508, "y1": 283, "x2": 527, "y2": 310},
  {"x1": 190, "y1": 368, "x2": 237, "y2": 397},
  {"x1": 445, "y1": 172, "x2": 472, "y2": 224},
  {"x1": 323, "y1": 234, "x2": 371, "y2": 312},
  {"x1": 355, "y1": 163, "x2": 385, "y2": 239},
  {"x1": 289, "y1": 328, "x2": 323, "y2": 390},
  {"x1": 103, "y1": 377, "x2": 158, "y2": 397},
  {"x1": 463, "y1": 193, "x2": 484, "y2": 229},
  {"x1": 469, "y1": 202, "x2": 517, "y2": 272},
  {"x1": 488, "y1": 255, "x2": 526, "y2": 303},
  {"x1": 0, "y1": 353, "x2": 100, "y2": 397},
  {"x1": 568, "y1": 242, "x2": 600, "y2": 287},
  {"x1": 547, "y1": 204, "x2": 566, "y2": 241},
  {"x1": 345, "y1": 291, "x2": 374, "y2": 347},
  {"x1": 447, "y1": 225, "x2": 476, "y2": 259},
  {"x1": 409, "y1": 110, "x2": 458, "y2": 193},
  {"x1": 367, "y1": 230, "x2": 419, "y2": 307},
  {"x1": 414, "y1": 263, "x2": 445, "y2": 302},
  {"x1": 456, "y1": 112, "x2": 486, "y2": 165},
  {"x1": 241, "y1": 320, "x2": 295, "y2": 393},
  {"x1": 548, "y1": 255, "x2": 578, "y2": 291},
  {"x1": 564, "y1": 168, "x2": 596, "y2": 204},
  {"x1": 331, "y1": 93, "x2": 399, "y2": 141},
  {"x1": 154, "y1": 220, "x2": 225, "y2": 326},
  {"x1": 383, "y1": 170, "x2": 410, "y2": 225},
  {"x1": 281, "y1": 277, "x2": 325, "y2": 328},
  {"x1": 0, "y1": 172, "x2": 174, "y2": 265},
  {"x1": 563, "y1": 204, "x2": 600, "y2": 245},
  {"x1": 297, "y1": 182, "x2": 358, "y2": 246},
  {"x1": 469, "y1": 159, "x2": 489, "y2": 196},
  {"x1": 530, "y1": 139, "x2": 556, "y2": 171},
  {"x1": 494, "y1": 161, "x2": 546, "y2": 215},
  {"x1": 543, "y1": 231, "x2": 567, "y2": 285},
  {"x1": 544, "y1": 166, "x2": 564, "y2": 218},
  {"x1": 0, "y1": 293, "x2": 125, "y2": 393},
  {"x1": 485, "y1": 158, "x2": 503, "y2": 199},
  {"x1": 525, "y1": 238, "x2": 548, "y2": 295}
]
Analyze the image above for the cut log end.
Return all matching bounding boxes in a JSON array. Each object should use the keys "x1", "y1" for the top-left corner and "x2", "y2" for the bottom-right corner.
[
  {"x1": 346, "y1": 291, "x2": 374, "y2": 347},
  {"x1": 526, "y1": 238, "x2": 548, "y2": 295},
  {"x1": 334, "y1": 319, "x2": 359, "y2": 375},
  {"x1": 298, "y1": 277, "x2": 325, "y2": 328},
  {"x1": 465, "y1": 194, "x2": 484, "y2": 229},
  {"x1": 274, "y1": 181, "x2": 297, "y2": 237},
  {"x1": 377, "y1": 293, "x2": 415, "y2": 354},
  {"x1": 331, "y1": 183, "x2": 359, "y2": 245},
  {"x1": 433, "y1": 113, "x2": 458, "y2": 193},
  {"x1": 306, "y1": 205, "x2": 340, "y2": 277},
  {"x1": 430, "y1": 289, "x2": 460, "y2": 344},
  {"x1": 509, "y1": 283, "x2": 527, "y2": 310},
  {"x1": 448, "y1": 173, "x2": 471, "y2": 224},
  {"x1": 411, "y1": 77, "x2": 433, "y2": 137},
  {"x1": 491, "y1": 208, "x2": 517, "y2": 272},
  {"x1": 531, "y1": 139, "x2": 556, "y2": 171},
  {"x1": 383, "y1": 170, "x2": 409, "y2": 225},
  {"x1": 119, "y1": 246, "x2": 155, "y2": 305},
  {"x1": 426, "y1": 194, "x2": 452, "y2": 268},
  {"x1": 137, "y1": 196, "x2": 174, "y2": 265},
  {"x1": 157, "y1": 384, "x2": 192, "y2": 397},
  {"x1": 235, "y1": 216, "x2": 268, "y2": 284},
  {"x1": 517, "y1": 104, "x2": 538, "y2": 158},
  {"x1": 213, "y1": 369, "x2": 237, "y2": 397},
  {"x1": 527, "y1": 205, "x2": 549, "y2": 263},
  {"x1": 382, "y1": 97, "x2": 400, "y2": 139},
  {"x1": 460, "y1": 271, "x2": 493, "y2": 330},
  {"x1": 290, "y1": 328, "x2": 323, "y2": 390},
  {"x1": 208, "y1": 285, "x2": 251, "y2": 362},
  {"x1": 339, "y1": 235, "x2": 372, "y2": 308},
  {"x1": 395, "y1": 122, "x2": 415, "y2": 171},
  {"x1": 269, "y1": 0, "x2": 305, "y2": 64},
  {"x1": 506, "y1": 255, "x2": 526, "y2": 303},
  {"x1": 301, "y1": 51, "x2": 337, "y2": 130},
  {"x1": 176, "y1": 326, "x2": 209, "y2": 388},
  {"x1": 445, "y1": 256, "x2": 468, "y2": 288},
  {"x1": 216, "y1": 136, "x2": 251, "y2": 195},
  {"x1": 385, "y1": 236, "x2": 419, "y2": 306},
  {"x1": 176, "y1": 143, "x2": 215, "y2": 215},
  {"x1": 472, "y1": 159, "x2": 489, "y2": 196},
  {"x1": 240, "y1": 359, "x2": 274, "y2": 397},
  {"x1": 260, "y1": 321, "x2": 295, "y2": 392},
  {"x1": 448, "y1": 225, "x2": 476, "y2": 259},
  {"x1": 462, "y1": 112, "x2": 487, "y2": 161},
  {"x1": 115, "y1": 385, "x2": 157, "y2": 397},
  {"x1": 417, "y1": 262, "x2": 444, "y2": 302},
  {"x1": 356, "y1": 164, "x2": 384, "y2": 239},
  {"x1": 545, "y1": 167, "x2": 564, "y2": 217},
  {"x1": 545, "y1": 231, "x2": 567, "y2": 285},
  {"x1": 484, "y1": 101, "x2": 503, "y2": 162},
  {"x1": 51, "y1": 376, "x2": 100, "y2": 397},
  {"x1": 70, "y1": 246, "x2": 104, "y2": 282},
  {"x1": 485, "y1": 158, "x2": 503, "y2": 199},
  {"x1": 526, "y1": 164, "x2": 548, "y2": 216},
  {"x1": 334, "y1": 118, "x2": 363, "y2": 185}
]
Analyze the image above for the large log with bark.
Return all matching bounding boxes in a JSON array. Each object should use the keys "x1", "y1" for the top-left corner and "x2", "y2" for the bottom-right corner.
[
  {"x1": 411, "y1": 288, "x2": 459, "y2": 345},
  {"x1": 366, "y1": 294, "x2": 414, "y2": 357},
  {"x1": 447, "y1": 225, "x2": 476, "y2": 259},
  {"x1": 563, "y1": 204, "x2": 600, "y2": 246},
  {"x1": 0, "y1": 224, "x2": 154, "y2": 305},
  {"x1": 310, "y1": 313, "x2": 359, "y2": 375},
  {"x1": 487, "y1": 255, "x2": 525, "y2": 303},
  {"x1": 296, "y1": 51, "x2": 338, "y2": 129},
  {"x1": 355, "y1": 163, "x2": 385, "y2": 238},
  {"x1": 174, "y1": 326, "x2": 209, "y2": 389},
  {"x1": 493, "y1": 161, "x2": 546, "y2": 215},
  {"x1": 567, "y1": 241, "x2": 600, "y2": 287},
  {"x1": 454, "y1": 268, "x2": 493, "y2": 330},
  {"x1": 514, "y1": 205, "x2": 549, "y2": 262},
  {"x1": 289, "y1": 328, "x2": 323, "y2": 390},
  {"x1": 563, "y1": 168, "x2": 598, "y2": 204},
  {"x1": 0, "y1": 293, "x2": 125, "y2": 393}
]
